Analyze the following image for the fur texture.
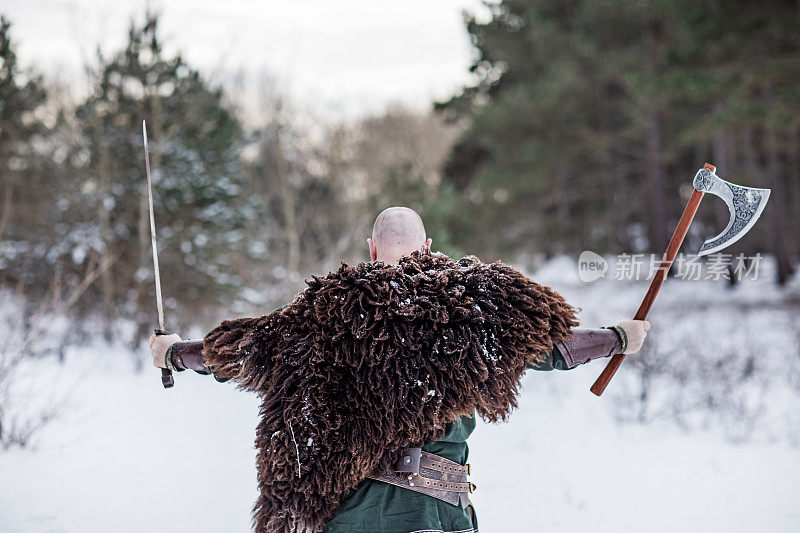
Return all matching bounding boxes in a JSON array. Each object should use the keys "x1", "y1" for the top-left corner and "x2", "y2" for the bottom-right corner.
[{"x1": 202, "y1": 252, "x2": 578, "y2": 532}]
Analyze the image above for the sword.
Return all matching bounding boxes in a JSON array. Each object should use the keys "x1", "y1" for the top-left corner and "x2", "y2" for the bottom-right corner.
[{"x1": 143, "y1": 120, "x2": 174, "y2": 389}]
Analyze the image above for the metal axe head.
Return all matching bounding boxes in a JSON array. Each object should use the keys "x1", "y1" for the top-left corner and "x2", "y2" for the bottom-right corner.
[{"x1": 692, "y1": 165, "x2": 771, "y2": 256}]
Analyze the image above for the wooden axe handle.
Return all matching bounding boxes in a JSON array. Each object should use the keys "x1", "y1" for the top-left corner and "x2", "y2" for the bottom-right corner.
[{"x1": 590, "y1": 164, "x2": 714, "y2": 396}]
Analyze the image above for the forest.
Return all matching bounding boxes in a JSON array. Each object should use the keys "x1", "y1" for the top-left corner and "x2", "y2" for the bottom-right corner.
[
  {"x1": 1, "y1": 3, "x2": 798, "y2": 530},
  {"x1": 1, "y1": 1, "x2": 798, "y2": 341}
]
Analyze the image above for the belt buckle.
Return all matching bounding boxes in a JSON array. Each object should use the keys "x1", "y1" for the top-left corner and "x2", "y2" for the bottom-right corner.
[{"x1": 469, "y1": 482, "x2": 476, "y2": 493}]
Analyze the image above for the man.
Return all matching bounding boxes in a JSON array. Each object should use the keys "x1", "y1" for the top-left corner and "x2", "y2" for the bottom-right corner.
[{"x1": 150, "y1": 206, "x2": 649, "y2": 533}]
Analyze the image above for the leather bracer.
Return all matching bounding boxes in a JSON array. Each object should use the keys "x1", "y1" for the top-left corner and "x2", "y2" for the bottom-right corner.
[
  {"x1": 555, "y1": 328, "x2": 622, "y2": 368},
  {"x1": 169, "y1": 340, "x2": 230, "y2": 382},
  {"x1": 168, "y1": 340, "x2": 208, "y2": 373}
]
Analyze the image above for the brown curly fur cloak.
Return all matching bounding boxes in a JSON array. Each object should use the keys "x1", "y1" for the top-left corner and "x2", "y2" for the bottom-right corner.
[{"x1": 202, "y1": 252, "x2": 578, "y2": 532}]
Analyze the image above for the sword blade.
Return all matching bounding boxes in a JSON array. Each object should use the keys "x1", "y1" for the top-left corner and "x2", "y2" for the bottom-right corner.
[{"x1": 143, "y1": 120, "x2": 165, "y2": 331}]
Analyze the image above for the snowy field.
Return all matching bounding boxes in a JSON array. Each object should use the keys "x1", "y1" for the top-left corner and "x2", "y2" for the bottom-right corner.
[{"x1": 1, "y1": 257, "x2": 799, "y2": 532}]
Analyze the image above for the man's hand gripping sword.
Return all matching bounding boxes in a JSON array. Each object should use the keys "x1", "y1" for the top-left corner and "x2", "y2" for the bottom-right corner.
[{"x1": 143, "y1": 120, "x2": 174, "y2": 389}]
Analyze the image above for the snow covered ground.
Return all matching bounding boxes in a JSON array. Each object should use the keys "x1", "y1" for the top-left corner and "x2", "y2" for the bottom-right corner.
[{"x1": 1, "y1": 257, "x2": 799, "y2": 532}]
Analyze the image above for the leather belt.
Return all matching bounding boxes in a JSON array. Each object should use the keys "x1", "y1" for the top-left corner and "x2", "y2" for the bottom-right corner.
[{"x1": 367, "y1": 447, "x2": 474, "y2": 508}]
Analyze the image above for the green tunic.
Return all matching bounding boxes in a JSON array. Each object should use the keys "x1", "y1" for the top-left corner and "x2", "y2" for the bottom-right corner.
[{"x1": 320, "y1": 346, "x2": 572, "y2": 533}]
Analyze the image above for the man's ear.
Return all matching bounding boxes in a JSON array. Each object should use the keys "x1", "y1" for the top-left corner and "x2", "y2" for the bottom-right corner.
[
  {"x1": 367, "y1": 238, "x2": 377, "y2": 261},
  {"x1": 425, "y1": 238, "x2": 432, "y2": 251}
]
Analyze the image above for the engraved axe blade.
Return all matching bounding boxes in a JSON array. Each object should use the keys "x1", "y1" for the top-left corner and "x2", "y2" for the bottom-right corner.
[{"x1": 692, "y1": 167, "x2": 771, "y2": 256}]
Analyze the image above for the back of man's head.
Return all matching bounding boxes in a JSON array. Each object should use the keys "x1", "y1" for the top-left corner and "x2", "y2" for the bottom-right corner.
[{"x1": 369, "y1": 207, "x2": 430, "y2": 264}]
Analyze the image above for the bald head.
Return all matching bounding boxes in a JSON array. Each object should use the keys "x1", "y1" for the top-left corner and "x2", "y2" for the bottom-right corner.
[{"x1": 368, "y1": 207, "x2": 431, "y2": 264}]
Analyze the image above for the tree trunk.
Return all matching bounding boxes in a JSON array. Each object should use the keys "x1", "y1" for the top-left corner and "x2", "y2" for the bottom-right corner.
[
  {"x1": 644, "y1": 20, "x2": 668, "y2": 253},
  {"x1": 645, "y1": 106, "x2": 668, "y2": 252},
  {"x1": 764, "y1": 126, "x2": 792, "y2": 284},
  {"x1": 274, "y1": 113, "x2": 299, "y2": 274},
  {"x1": 98, "y1": 132, "x2": 115, "y2": 338},
  {"x1": 789, "y1": 129, "x2": 800, "y2": 261},
  {"x1": 555, "y1": 167, "x2": 571, "y2": 253}
]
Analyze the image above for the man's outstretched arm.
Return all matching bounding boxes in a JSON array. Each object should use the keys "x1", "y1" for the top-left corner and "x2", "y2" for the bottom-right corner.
[{"x1": 529, "y1": 319, "x2": 650, "y2": 371}]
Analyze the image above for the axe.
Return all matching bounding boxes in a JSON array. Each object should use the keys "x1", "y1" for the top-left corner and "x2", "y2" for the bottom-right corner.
[{"x1": 590, "y1": 163, "x2": 770, "y2": 396}]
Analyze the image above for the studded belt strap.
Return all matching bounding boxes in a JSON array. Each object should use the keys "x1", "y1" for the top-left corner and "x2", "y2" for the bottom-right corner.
[{"x1": 367, "y1": 447, "x2": 474, "y2": 508}]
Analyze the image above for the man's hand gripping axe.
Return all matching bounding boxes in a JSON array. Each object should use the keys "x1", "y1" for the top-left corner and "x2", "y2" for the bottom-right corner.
[
  {"x1": 590, "y1": 163, "x2": 771, "y2": 396},
  {"x1": 142, "y1": 120, "x2": 174, "y2": 389}
]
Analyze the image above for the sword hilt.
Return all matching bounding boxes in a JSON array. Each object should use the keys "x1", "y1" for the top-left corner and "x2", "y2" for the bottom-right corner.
[{"x1": 154, "y1": 328, "x2": 174, "y2": 389}]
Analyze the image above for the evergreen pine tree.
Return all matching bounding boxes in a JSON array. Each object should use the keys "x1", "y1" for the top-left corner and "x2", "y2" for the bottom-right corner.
[{"x1": 76, "y1": 13, "x2": 255, "y2": 337}]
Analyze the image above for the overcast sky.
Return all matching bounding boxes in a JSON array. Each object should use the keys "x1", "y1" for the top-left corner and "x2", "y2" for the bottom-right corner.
[{"x1": 4, "y1": 0, "x2": 487, "y2": 118}]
